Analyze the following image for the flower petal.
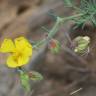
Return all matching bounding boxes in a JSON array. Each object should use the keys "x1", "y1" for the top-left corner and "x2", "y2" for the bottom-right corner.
[
  {"x1": 0, "y1": 39, "x2": 15, "y2": 53},
  {"x1": 7, "y1": 55, "x2": 18, "y2": 68},
  {"x1": 15, "y1": 37, "x2": 32, "y2": 56},
  {"x1": 23, "y1": 46, "x2": 32, "y2": 57},
  {"x1": 7, "y1": 55, "x2": 29, "y2": 68},
  {"x1": 18, "y1": 55, "x2": 29, "y2": 66}
]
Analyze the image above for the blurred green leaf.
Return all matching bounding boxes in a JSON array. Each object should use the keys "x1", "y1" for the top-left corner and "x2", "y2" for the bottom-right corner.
[
  {"x1": 73, "y1": 0, "x2": 96, "y2": 28},
  {"x1": 29, "y1": 71, "x2": 43, "y2": 81},
  {"x1": 20, "y1": 71, "x2": 30, "y2": 91}
]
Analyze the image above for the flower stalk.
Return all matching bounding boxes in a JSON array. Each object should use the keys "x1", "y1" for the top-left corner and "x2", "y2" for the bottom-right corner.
[{"x1": 33, "y1": 13, "x2": 85, "y2": 49}]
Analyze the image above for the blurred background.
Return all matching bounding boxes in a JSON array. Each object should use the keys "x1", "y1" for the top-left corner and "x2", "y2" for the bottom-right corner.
[{"x1": 0, "y1": 0, "x2": 96, "y2": 96}]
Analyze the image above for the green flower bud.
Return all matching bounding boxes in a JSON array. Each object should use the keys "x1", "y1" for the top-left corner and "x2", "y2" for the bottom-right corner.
[{"x1": 73, "y1": 36, "x2": 90, "y2": 54}]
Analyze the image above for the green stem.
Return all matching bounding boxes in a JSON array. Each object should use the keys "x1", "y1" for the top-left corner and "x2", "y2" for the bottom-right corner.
[
  {"x1": 62, "y1": 13, "x2": 84, "y2": 22},
  {"x1": 47, "y1": 17, "x2": 61, "y2": 39},
  {"x1": 32, "y1": 39, "x2": 46, "y2": 49},
  {"x1": 32, "y1": 13, "x2": 85, "y2": 49}
]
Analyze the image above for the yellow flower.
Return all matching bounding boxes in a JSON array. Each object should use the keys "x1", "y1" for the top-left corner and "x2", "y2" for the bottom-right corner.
[{"x1": 0, "y1": 37, "x2": 32, "y2": 68}]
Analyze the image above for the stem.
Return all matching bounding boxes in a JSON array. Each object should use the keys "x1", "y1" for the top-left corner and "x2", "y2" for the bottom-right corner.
[
  {"x1": 47, "y1": 17, "x2": 61, "y2": 39},
  {"x1": 33, "y1": 17, "x2": 61, "y2": 48},
  {"x1": 62, "y1": 13, "x2": 84, "y2": 22},
  {"x1": 48, "y1": 13, "x2": 85, "y2": 38},
  {"x1": 72, "y1": 6, "x2": 81, "y2": 11},
  {"x1": 32, "y1": 39, "x2": 46, "y2": 49},
  {"x1": 32, "y1": 13, "x2": 85, "y2": 49}
]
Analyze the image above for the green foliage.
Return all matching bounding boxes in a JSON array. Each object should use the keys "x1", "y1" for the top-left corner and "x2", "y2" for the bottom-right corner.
[
  {"x1": 29, "y1": 71, "x2": 43, "y2": 81},
  {"x1": 73, "y1": 0, "x2": 96, "y2": 28},
  {"x1": 19, "y1": 69, "x2": 43, "y2": 91},
  {"x1": 63, "y1": 0, "x2": 96, "y2": 28},
  {"x1": 19, "y1": 71, "x2": 30, "y2": 91}
]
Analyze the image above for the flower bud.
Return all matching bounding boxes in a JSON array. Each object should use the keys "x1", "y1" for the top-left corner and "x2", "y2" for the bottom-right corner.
[
  {"x1": 73, "y1": 36, "x2": 90, "y2": 54},
  {"x1": 49, "y1": 39, "x2": 61, "y2": 54}
]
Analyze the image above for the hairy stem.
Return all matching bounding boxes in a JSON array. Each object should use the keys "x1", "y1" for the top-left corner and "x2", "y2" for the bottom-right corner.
[
  {"x1": 33, "y1": 13, "x2": 85, "y2": 48},
  {"x1": 62, "y1": 13, "x2": 84, "y2": 22}
]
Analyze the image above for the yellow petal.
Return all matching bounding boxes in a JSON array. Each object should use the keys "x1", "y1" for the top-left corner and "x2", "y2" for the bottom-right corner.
[
  {"x1": 15, "y1": 37, "x2": 32, "y2": 50},
  {"x1": 7, "y1": 54, "x2": 29, "y2": 68},
  {"x1": 15, "y1": 37, "x2": 32, "y2": 57},
  {"x1": 18, "y1": 55, "x2": 29, "y2": 66},
  {"x1": 0, "y1": 39, "x2": 15, "y2": 53},
  {"x1": 7, "y1": 55, "x2": 18, "y2": 68},
  {"x1": 23, "y1": 45, "x2": 32, "y2": 57}
]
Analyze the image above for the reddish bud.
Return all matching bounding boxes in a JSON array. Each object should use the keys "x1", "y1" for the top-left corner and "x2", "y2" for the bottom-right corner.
[{"x1": 49, "y1": 39, "x2": 61, "y2": 54}]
